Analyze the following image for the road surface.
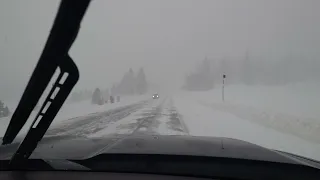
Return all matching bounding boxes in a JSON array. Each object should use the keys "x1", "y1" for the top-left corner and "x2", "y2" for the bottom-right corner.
[
  {"x1": 2, "y1": 94, "x2": 320, "y2": 161},
  {"x1": 46, "y1": 96, "x2": 188, "y2": 138}
]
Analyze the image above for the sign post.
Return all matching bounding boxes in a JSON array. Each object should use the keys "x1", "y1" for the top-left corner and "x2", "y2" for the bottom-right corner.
[{"x1": 222, "y1": 74, "x2": 226, "y2": 102}]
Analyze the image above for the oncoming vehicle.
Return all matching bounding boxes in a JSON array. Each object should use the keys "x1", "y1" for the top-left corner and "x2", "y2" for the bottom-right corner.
[
  {"x1": 152, "y1": 93, "x2": 159, "y2": 99},
  {"x1": 1, "y1": 1, "x2": 320, "y2": 180}
]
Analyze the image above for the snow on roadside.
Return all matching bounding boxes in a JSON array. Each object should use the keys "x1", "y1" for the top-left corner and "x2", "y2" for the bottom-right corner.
[
  {"x1": 182, "y1": 82, "x2": 320, "y2": 118},
  {"x1": 178, "y1": 83, "x2": 320, "y2": 143},
  {"x1": 173, "y1": 95, "x2": 320, "y2": 161},
  {"x1": 198, "y1": 101, "x2": 320, "y2": 144}
]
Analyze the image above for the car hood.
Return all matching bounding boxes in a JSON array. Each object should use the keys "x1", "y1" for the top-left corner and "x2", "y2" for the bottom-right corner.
[{"x1": 1, "y1": 134, "x2": 320, "y2": 168}]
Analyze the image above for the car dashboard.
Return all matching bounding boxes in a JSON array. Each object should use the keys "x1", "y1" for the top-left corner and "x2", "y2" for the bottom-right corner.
[
  {"x1": 1, "y1": 172, "x2": 212, "y2": 180},
  {"x1": 1, "y1": 153, "x2": 320, "y2": 180}
]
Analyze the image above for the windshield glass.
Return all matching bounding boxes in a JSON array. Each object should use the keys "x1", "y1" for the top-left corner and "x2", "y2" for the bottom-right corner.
[{"x1": 1, "y1": 0, "x2": 320, "y2": 161}]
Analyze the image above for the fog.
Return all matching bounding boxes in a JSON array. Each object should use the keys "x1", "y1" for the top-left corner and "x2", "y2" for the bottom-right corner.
[{"x1": 1, "y1": 0, "x2": 320, "y2": 101}]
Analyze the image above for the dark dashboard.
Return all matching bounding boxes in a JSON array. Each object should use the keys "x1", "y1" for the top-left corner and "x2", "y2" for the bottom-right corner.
[
  {"x1": 1, "y1": 153, "x2": 320, "y2": 180},
  {"x1": 0, "y1": 172, "x2": 211, "y2": 180},
  {"x1": 1, "y1": 135, "x2": 320, "y2": 179}
]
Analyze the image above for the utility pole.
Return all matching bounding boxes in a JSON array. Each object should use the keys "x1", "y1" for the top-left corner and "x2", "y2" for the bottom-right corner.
[{"x1": 222, "y1": 74, "x2": 226, "y2": 102}]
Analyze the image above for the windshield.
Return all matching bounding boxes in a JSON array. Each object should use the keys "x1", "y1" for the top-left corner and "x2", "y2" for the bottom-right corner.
[{"x1": 1, "y1": 0, "x2": 320, "y2": 162}]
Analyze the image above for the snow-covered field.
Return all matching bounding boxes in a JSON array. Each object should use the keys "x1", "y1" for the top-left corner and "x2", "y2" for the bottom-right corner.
[
  {"x1": 185, "y1": 82, "x2": 320, "y2": 119},
  {"x1": 174, "y1": 82, "x2": 320, "y2": 161},
  {"x1": 1, "y1": 83, "x2": 320, "y2": 161},
  {"x1": 177, "y1": 83, "x2": 320, "y2": 142}
]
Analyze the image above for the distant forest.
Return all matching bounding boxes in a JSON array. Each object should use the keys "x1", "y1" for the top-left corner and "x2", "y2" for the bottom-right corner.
[
  {"x1": 68, "y1": 67, "x2": 149, "y2": 105},
  {"x1": 183, "y1": 53, "x2": 320, "y2": 91}
]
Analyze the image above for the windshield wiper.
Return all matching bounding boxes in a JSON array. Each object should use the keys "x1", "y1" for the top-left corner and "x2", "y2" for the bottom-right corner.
[{"x1": 1, "y1": 0, "x2": 91, "y2": 167}]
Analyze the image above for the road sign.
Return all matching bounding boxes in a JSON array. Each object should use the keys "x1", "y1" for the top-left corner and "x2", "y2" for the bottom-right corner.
[{"x1": 222, "y1": 74, "x2": 226, "y2": 101}]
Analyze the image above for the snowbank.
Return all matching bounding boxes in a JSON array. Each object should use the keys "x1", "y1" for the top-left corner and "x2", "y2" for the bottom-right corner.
[
  {"x1": 173, "y1": 82, "x2": 320, "y2": 160},
  {"x1": 173, "y1": 95, "x2": 320, "y2": 161},
  {"x1": 177, "y1": 83, "x2": 320, "y2": 143},
  {"x1": 181, "y1": 82, "x2": 320, "y2": 118}
]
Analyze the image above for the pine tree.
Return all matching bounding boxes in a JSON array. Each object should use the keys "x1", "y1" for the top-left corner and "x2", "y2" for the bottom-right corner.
[
  {"x1": 136, "y1": 68, "x2": 148, "y2": 94},
  {"x1": 117, "y1": 68, "x2": 136, "y2": 95},
  {"x1": 127, "y1": 68, "x2": 135, "y2": 95},
  {"x1": 92, "y1": 88, "x2": 103, "y2": 105}
]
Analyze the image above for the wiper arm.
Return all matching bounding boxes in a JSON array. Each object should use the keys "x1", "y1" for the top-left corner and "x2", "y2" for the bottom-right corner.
[{"x1": 1, "y1": 0, "x2": 91, "y2": 166}]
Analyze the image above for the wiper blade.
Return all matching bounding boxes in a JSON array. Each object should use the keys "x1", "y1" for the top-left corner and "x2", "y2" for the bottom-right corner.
[
  {"x1": 2, "y1": 0, "x2": 90, "y2": 146},
  {"x1": 1, "y1": 0, "x2": 91, "y2": 166}
]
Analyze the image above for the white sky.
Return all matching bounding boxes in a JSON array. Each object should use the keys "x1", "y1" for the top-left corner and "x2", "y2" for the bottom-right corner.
[{"x1": 0, "y1": 0, "x2": 320, "y2": 101}]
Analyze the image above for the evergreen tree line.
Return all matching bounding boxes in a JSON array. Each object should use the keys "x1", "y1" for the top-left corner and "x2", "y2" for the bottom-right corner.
[
  {"x1": 183, "y1": 58, "x2": 214, "y2": 91},
  {"x1": 113, "y1": 67, "x2": 148, "y2": 95},
  {"x1": 69, "y1": 90, "x2": 93, "y2": 102},
  {"x1": 91, "y1": 67, "x2": 148, "y2": 105},
  {"x1": 183, "y1": 54, "x2": 320, "y2": 91}
]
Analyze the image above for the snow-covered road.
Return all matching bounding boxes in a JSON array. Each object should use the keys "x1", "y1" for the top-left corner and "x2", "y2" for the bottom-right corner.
[
  {"x1": 2, "y1": 88, "x2": 320, "y2": 162},
  {"x1": 45, "y1": 96, "x2": 188, "y2": 138}
]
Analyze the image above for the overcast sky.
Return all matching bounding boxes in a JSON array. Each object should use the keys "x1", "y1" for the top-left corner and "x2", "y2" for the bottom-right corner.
[{"x1": 0, "y1": 0, "x2": 320, "y2": 102}]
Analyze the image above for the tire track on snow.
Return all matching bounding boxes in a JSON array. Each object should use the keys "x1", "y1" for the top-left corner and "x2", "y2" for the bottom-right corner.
[{"x1": 46, "y1": 100, "x2": 151, "y2": 137}]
